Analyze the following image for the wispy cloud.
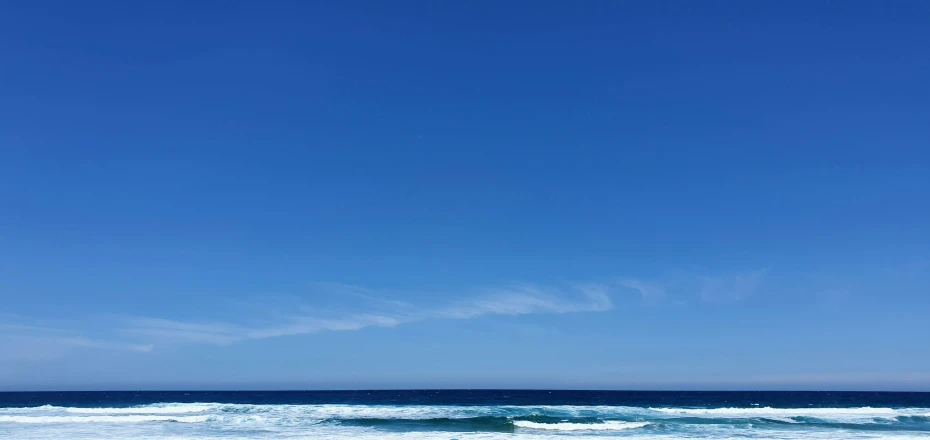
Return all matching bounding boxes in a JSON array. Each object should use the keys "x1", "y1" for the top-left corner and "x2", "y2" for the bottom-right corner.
[
  {"x1": 45, "y1": 336, "x2": 154, "y2": 352},
  {"x1": 5, "y1": 268, "x2": 772, "y2": 355},
  {"x1": 119, "y1": 318, "x2": 245, "y2": 345},
  {"x1": 124, "y1": 282, "x2": 613, "y2": 346},
  {"x1": 0, "y1": 322, "x2": 153, "y2": 360},
  {"x1": 617, "y1": 278, "x2": 666, "y2": 303},
  {"x1": 698, "y1": 269, "x2": 768, "y2": 303}
]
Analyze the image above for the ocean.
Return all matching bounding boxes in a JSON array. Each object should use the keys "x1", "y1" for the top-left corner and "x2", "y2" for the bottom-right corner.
[{"x1": 1, "y1": 390, "x2": 928, "y2": 439}]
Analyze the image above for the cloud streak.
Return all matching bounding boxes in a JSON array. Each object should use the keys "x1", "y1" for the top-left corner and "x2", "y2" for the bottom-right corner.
[
  {"x1": 698, "y1": 269, "x2": 768, "y2": 303},
  {"x1": 5, "y1": 268, "x2": 770, "y2": 355},
  {"x1": 124, "y1": 282, "x2": 613, "y2": 346},
  {"x1": 0, "y1": 322, "x2": 153, "y2": 360},
  {"x1": 617, "y1": 278, "x2": 666, "y2": 303}
]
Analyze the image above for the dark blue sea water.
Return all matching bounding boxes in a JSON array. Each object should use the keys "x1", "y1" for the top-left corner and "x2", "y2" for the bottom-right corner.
[{"x1": 1, "y1": 390, "x2": 928, "y2": 439}]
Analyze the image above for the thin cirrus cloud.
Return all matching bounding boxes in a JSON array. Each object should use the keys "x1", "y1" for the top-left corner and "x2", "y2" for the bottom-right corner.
[
  {"x1": 617, "y1": 269, "x2": 768, "y2": 305},
  {"x1": 123, "y1": 282, "x2": 614, "y2": 346},
  {"x1": 3, "y1": 270, "x2": 769, "y2": 355},
  {"x1": 698, "y1": 269, "x2": 768, "y2": 303},
  {"x1": 617, "y1": 278, "x2": 666, "y2": 303},
  {"x1": 0, "y1": 322, "x2": 153, "y2": 361}
]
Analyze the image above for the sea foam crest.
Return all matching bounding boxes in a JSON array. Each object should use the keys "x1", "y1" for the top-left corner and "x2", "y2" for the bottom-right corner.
[
  {"x1": 3, "y1": 403, "x2": 928, "y2": 424},
  {"x1": 514, "y1": 420, "x2": 650, "y2": 431},
  {"x1": 0, "y1": 415, "x2": 211, "y2": 423},
  {"x1": 65, "y1": 404, "x2": 217, "y2": 414},
  {"x1": 647, "y1": 406, "x2": 930, "y2": 423}
]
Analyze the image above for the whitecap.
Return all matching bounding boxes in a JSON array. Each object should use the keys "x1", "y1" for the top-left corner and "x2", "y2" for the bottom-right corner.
[
  {"x1": 0, "y1": 415, "x2": 210, "y2": 423},
  {"x1": 65, "y1": 403, "x2": 217, "y2": 414},
  {"x1": 646, "y1": 406, "x2": 928, "y2": 422},
  {"x1": 514, "y1": 420, "x2": 650, "y2": 431}
]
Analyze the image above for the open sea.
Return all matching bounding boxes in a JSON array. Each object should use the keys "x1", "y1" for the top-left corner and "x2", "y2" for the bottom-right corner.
[{"x1": 1, "y1": 390, "x2": 928, "y2": 439}]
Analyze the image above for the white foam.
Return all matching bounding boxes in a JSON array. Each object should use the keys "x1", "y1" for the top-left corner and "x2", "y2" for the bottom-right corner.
[
  {"x1": 4, "y1": 403, "x2": 928, "y2": 420},
  {"x1": 768, "y1": 416, "x2": 801, "y2": 423},
  {"x1": 65, "y1": 403, "x2": 217, "y2": 414},
  {"x1": 0, "y1": 405, "x2": 928, "y2": 440},
  {"x1": 649, "y1": 406, "x2": 899, "y2": 416},
  {"x1": 0, "y1": 415, "x2": 210, "y2": 423},
  {"x1": 646, "y1": 406, "x2": 926, "y2": 422},
  {"x1": 4, "y1": 431, "x2": 930, "y2": 440},
  {"x1": 514, "y1": 420, "x2": 650, "y2": 431},
  {"x1": 4, "y1": 403, "x2": 928, "y2": 422}
]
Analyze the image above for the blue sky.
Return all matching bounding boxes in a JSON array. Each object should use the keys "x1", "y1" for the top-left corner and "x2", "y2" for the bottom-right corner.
[{"x1": 1, "y1": 1, "x2": 928, "y2": 391}]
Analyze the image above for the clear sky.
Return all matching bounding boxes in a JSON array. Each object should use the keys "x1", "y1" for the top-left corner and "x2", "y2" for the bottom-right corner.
[{"x1": 1, "y1": 1, "x2": 928, "y2": 391}]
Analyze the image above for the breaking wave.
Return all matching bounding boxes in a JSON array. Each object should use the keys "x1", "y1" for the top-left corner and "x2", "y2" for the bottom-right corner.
[
  {"x1": 0, "y1": 415, "x2": 211, "y2": 423},
  {"x1": 513, "y1": 420, "x2": 650, "y2": 431},
  {"x1": 1, "y1": 402, "x2": 927, "y2": 439}
]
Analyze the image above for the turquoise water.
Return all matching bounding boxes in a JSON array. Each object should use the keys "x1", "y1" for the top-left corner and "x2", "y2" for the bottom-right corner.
[{"x1": 1, "y1": 391, "x2": 928, "y2": 439}]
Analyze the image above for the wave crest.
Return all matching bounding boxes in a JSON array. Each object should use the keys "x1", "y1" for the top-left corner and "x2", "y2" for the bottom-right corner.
[
  {"x1": 65, "y1": 404, "x2": 216, "y2": 414},
  {"x1": 514, "y1": 420, "x2": 650, "y2": 431},
  {"x1": 0, "y1": 415, "x2": 211, "y2": 423}
]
